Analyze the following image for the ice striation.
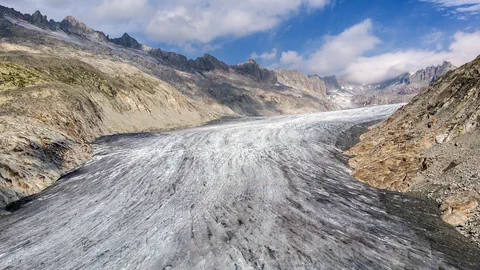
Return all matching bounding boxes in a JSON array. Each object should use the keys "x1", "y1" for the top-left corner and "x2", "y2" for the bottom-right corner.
[{"x1": 0, "y1": 105, "x2": 479, "y2": 269}]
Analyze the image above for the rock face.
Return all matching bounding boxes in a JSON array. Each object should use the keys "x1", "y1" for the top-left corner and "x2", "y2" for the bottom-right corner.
[
  {"x1": 440, "y1": 193, "x2": 478, "y2": 227},
  {"x1": 191, "y1": 54, "x2": 230, "y2": 72},
  {"x1": 275, "y1": 70, "x2": 327, "y2": 97},
  {"x1": 148, "y1": 48, "x2": 191, "y2": 71},
  {"x1": 411, "y1": 61, "x2": 457, "y2": 84},
  {"x1": 0, "y1": 5, "x2": 336, "y2": 207},
  {"x1": 27, "y1": 11, "x2": 50, "y2": 29},
  {"x1": 323, "y1": 76, "x2": 342, "y2": 93},
  {"x1": 232, "y1": 59, "x2": 277, "y2": 84},
  {"x1": 109, "y1": 33, "x2": 142, "y2": 50},
  {"x1": 346, "y1": 55, "x2": 480, "y2": 245},
  {"x1": 60, "y1": 16, "x2": 108, "y2": 41},
  {"x1": 0, "y1": 6, "x2": 109, "y2": 41},
  {"x1": 347, "y1": 56, "x2": 480, "y2": 191}
]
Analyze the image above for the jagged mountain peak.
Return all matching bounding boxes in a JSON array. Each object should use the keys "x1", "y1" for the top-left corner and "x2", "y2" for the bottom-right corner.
[
  {"x1": 191, "y1": 54, "x2": 229, "y2": 72},
  {"x1": 109, "y1": 32, "x2": 142, "y2": 50},
  {"x1": 61, "y1": 15, "x2": 96, "y2": 33},
  {"x1": 28, "y1": 10, "x2": 50, "y2": 27},
  {"x1": 62, "y1": 15, "x2": 81, "y2": 25},
  {"x1": 32, "y1": 10, "x2": 43, "y2": 17},
  {"x1": 233, "y1": 58, "x2": 277, "y2": 83},
  {"x1": 441, "y1": 61, "x2": 455, "y2": 68},
  {"x1": 58, "y1": 15, "x2": 108, "y2": 41},
  {"x1": 411, "y1": 61, "x2": 456, "y2": 83}
]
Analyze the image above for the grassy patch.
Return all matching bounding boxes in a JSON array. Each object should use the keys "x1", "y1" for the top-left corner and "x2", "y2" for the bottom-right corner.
[{"x1": 0, "y1": 54, "x2": 118, "y2": 97}]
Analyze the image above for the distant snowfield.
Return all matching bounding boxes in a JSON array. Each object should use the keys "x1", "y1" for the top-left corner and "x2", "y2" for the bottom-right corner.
[{"x1": 0, "y1": 104, "x2": 478, "y2": 269}]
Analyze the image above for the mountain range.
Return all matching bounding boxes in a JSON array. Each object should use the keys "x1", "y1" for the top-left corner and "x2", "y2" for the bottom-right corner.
[
  {"x1": 324, "y1": 61, "x2": 456, "y2": 108},
  {"x1": 0, "y1": 5, "x2": 455, "y2": 109}
]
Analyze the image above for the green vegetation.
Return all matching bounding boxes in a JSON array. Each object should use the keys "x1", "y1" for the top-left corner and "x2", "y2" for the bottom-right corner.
[
  {"x1": 0, "y1": 54, "x2": 117, "y2": 97},
  {"x1": 0, "y1": 62, "x2": 46, "y2": 90}
]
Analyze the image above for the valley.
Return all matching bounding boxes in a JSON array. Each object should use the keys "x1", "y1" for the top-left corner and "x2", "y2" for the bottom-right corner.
[
  {"x1": 1, "y1": 105, "x2": 479, "y2": 269},
  {"x1": 1, "y1": 4, "x2": 480, "y2": 270}
]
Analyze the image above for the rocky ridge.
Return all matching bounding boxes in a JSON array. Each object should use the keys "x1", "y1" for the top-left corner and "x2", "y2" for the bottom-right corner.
[
  {"x1": 0, "y1": 6, "x2": 109, "y2": 41},
  {"x1": 109, "y1": 33, "x2": 142, "y2": 50},
  {"x1": 324, "y1": 61, "x2": 457, "y2": 107},
  {"x1": 346, "y1": 55, "x2": 480, "y2": 245},
  {"x1": 274, "y1": 69, "x2": 327, "y2": 98},
  {"x1": 411, "y1": 61, "x2": 457, "y2": 84}
]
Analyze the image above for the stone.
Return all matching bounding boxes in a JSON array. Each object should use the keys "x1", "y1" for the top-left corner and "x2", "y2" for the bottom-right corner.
[
  {"x1": 442, "y1": 211, "x2": 469, "y2": 227},
  {"x1": 435, "y1": 133, "x2": 448, "y2": 144},
  {"x1": 440, "y1": 194, "x2": 478, "y2": 226}
]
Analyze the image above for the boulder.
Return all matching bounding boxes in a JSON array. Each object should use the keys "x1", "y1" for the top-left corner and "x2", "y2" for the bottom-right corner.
[{"x1": 435, "y1": 133, "x2": 448, "y2": 144}]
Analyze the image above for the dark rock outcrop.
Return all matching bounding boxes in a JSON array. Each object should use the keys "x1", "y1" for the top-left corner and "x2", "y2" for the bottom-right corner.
[
  {"x1": 232, "y1": 59, "x2": 277, "y2": 84},
  {"x1": 0, "y1": 5, "x2": 24, "y2": 21},
  {"x1": 27, "y1": 10, "x2": 50, "y2": 29},
  {"x1": 190, "y1": 54, "x2": 230, "y2": 72},
  {"x1": 109, "y1": 33, "x2": 142, "y2": 50},
  {"x1": 149, "y1": 49, "x2": 191, "y2": 71}
]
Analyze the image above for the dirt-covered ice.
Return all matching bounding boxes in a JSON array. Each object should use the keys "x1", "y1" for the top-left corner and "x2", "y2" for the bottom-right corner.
[{"x1": 1, "y1": 104, "x2": 479, "y2": 269}]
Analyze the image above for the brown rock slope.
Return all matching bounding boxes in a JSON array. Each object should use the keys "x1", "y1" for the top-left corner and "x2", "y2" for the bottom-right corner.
[{"x1": 347, "y1": 55, "x2": 480, "y2": 244}]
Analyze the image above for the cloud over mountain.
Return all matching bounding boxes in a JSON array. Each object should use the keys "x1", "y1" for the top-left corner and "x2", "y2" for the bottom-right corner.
[
  {"x1": 270, "y1": 19, "x2": 480, "y2": 84},
  {"x1": 0, "y1": 0, "x2": 331, "y2": 44},
  {"x1": 2, "y1": 0, "x2": 479, "y2": 84}
]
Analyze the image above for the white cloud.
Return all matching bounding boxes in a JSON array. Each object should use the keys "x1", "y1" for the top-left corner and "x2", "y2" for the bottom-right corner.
[
  {"x1": 344, "y1": 50, "x2": 447, "y2": 84},
  {"x1": 274, "y1": 19, "x2": 480, "y2": 84},
  {"x1": 277, "y1": 19, "x2": 380, "y2": 75},
  {"x1": 345, "y1": 30, "x2": 480, "y2": 84},
  {"x1": 423, "y1": 30, "x2": 444, "y2": 50},
  {"x1": 183, "y1": 43, "x2": 223, "y2": 54},
  {"x1": 94, "y1": 0, "x2": 152, "y2": 21},
  {"x1": 305, "y1": 19, "x2": 380, "y2": 75},
  {"x1": 279, "y1": 51, "x2": 304, "y2": 68},
  {"x1": 145, "y1": 0, "x2": 331, "y2": 44},
  {"x1": 251, "y1": 48, "x2": 278, "y2": 61},
  {"x1": 421, "y1": 0, "x2": 480, "y2": 14}
]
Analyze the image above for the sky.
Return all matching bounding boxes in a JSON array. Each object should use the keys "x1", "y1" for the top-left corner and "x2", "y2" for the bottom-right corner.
[{"x1": 1, "y1": 0, "x2": 480, "y2": 84}]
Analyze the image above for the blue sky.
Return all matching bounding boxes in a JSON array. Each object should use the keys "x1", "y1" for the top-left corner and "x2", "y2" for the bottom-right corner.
[{"x1": 2, "y1": 0, "x2": 480, "y2": 83}]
